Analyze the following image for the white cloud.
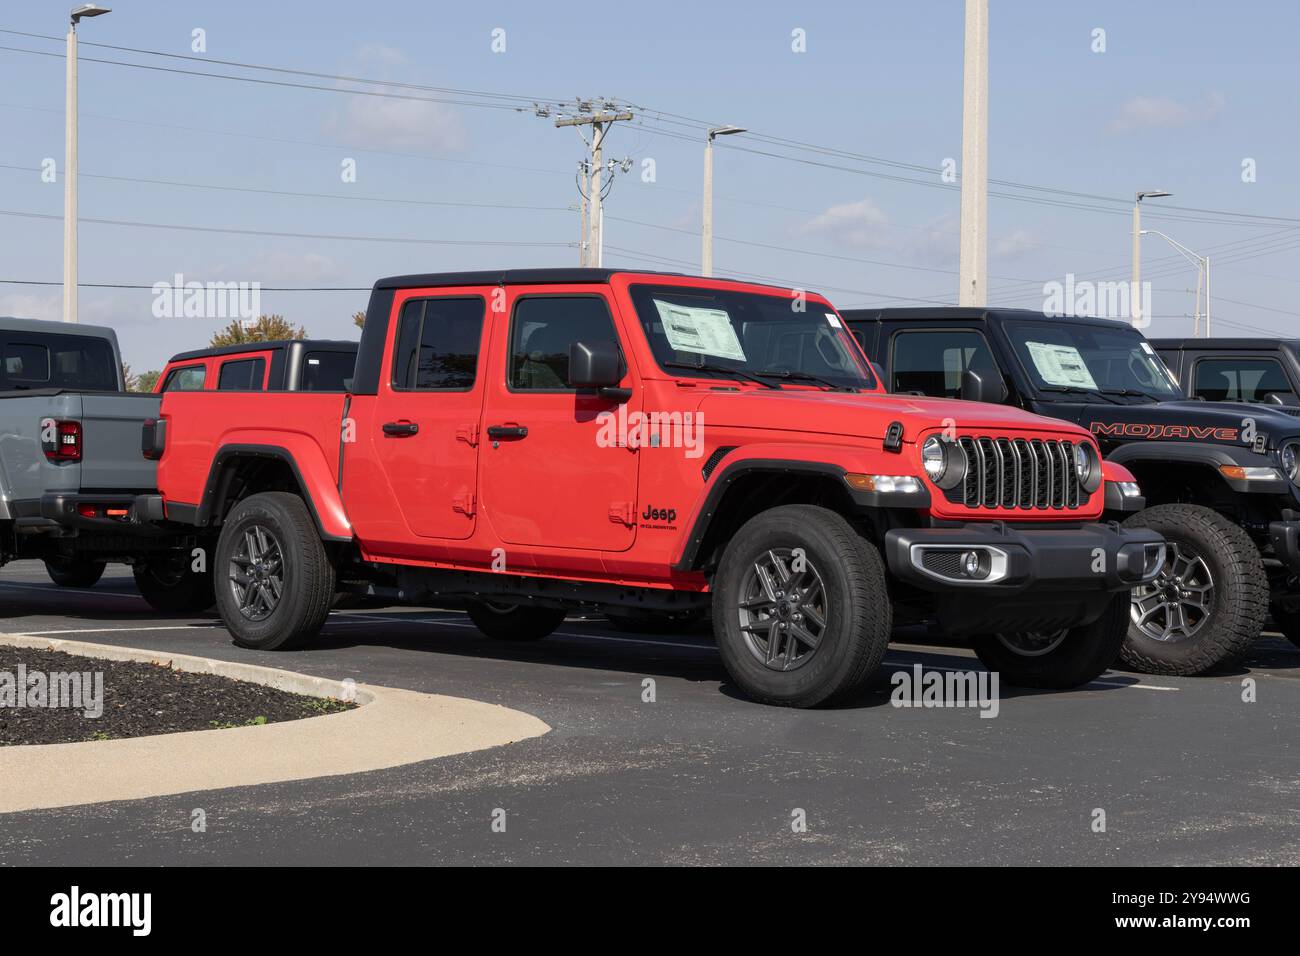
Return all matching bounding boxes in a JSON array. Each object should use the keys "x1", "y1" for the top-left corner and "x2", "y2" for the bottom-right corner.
[
  {"x1": 797, "y1": 197, "x2": 890, "y2": 248},
  {"x1": 323, "y1": 43, "x2": 469, "y2": 153},
  {"x1": 991, "y1": 228, "x2": 1040, "y2": 261},
  {"x1": 1109, "y1": 92, "x2": 1225, "y2": 133}
]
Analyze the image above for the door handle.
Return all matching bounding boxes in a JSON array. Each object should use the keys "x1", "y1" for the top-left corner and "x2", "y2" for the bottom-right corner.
[
  {"x1": 486, "y1": 424, "x2": 528, "y2": 440},
  {"x1": 382, "y1": 421, "x2": 419, "y2": 437}
]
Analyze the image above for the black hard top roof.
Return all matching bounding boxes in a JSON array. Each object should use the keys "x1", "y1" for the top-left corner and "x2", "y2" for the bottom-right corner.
[
  {"x1": 839, "y1": 306, "x2": 1135, "y2": 329},
  {"x1": 166, "y1": 338, "x2": 357, "y2": 365},
  {"x1": 372, "y1": 267, "x2": 800, "y2": 294},
  {"x1": 1148, "y1": 337, "x2": 1295, "y2": 350}
]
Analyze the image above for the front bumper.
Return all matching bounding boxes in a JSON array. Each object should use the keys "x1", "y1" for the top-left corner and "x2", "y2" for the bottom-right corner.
[
  {"x1": 884, "y1": 521, "x2": 1165, "y2": 636},
  {"x1": 885, "y1": 522, "x2": 1166, "y2": 594}
]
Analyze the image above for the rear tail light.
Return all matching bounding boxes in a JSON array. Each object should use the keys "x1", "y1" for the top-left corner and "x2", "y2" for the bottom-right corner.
[{"x1": 41, "y1": 419, "x2": 82, "y2": 463}]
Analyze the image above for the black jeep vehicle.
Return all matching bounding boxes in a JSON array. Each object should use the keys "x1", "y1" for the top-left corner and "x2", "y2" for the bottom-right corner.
[
  {"x1": 1151, "y1": 337, "x2": 1300, "y2": 408},
  {"x1": 844, "y1": 307, "x2": 1300, "y2": 675}
]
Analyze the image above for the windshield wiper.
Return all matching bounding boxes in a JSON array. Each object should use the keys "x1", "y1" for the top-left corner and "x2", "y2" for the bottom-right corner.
[
  {"x1": 662, "y1": 361, "x2": 781, "y2": 389},
  {"x1": 753, "y1": 369, "x2": 858, "y2": 392},
  {"x1": 1038, "y1": 384, "x2": 1125, "y2": 405},
  {"x1": 1099, "y1": 387, "x2": 1162, "y2": 403}
]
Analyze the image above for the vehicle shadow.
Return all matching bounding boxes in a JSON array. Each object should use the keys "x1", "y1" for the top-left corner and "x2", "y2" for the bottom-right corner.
[{"x1": 308, "y1": 609, "x2": 1133, "y2": 711}]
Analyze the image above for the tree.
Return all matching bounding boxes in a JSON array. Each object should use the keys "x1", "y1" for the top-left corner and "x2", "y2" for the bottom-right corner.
[
  {"x1": 352, "y1": 310, "x2": 366, "y2": 329},
  {"x1": 208, "y1": 314, "x2": 306, "y2": 347},
  {"x1": 136, "y1": 370, "x2": 161, "y2": 393},
  {"x1": 121, "y1": 363, "x2": 138, "y2": 392}
]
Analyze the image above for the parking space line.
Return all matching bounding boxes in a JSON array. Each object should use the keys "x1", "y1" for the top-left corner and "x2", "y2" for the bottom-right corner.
[{"x1": 0, "y1": 581, "x2": 142, "y2": 600}]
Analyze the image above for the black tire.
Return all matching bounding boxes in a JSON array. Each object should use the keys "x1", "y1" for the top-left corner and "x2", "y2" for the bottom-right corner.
[
  {"x1": 44, "y1": 558, "x2": 106, "y2": 589},
  {"x1": 214, "y1": 492, "x2": 335, "y2": 651},
  {"x1": 972, "y1": 592, "x2": 1130, "y2": 689},
  {"x1": 606, "y1": 609, "x2": 709, "y2": 634},
  {"x1": 711, "y1": 504, "x2": 890, "y2": 707},
  {"x1": 133, "y1": 552, "x2": 216, "y2": 613},
  {"x1": 1268, "y1": 604, "x2": 1300, "y2": 650},
  {"x1": 1119, "y1": 503, "x2": 1267, "y2": 675},
  {"x1": 466, "y1": 601, "x2": 567, "y2": 641}
]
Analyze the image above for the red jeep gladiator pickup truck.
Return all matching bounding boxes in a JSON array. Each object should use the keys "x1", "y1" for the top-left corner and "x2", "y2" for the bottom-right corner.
[{"x1": 146, "y1": 269, "x2": 1164, "y2": 707}]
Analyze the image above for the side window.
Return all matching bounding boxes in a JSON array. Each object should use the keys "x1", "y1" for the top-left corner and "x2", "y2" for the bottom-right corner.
[
  {"x1": 217, "y1": 358, "x2": 266, "y2": 391},
  {"x1": 391, "y1": 297, "x2": 485, "y2": 390},
  {"x1": 2, "y1": 342, "x2": 51, "y2": 384},
  {"x1": 509, "y1": 296, "x2": 619, "y2": 390},
  {"x1": 162, "y1": 365, "x2": 206, "y2": 391},
  {"x1": 891, "y1": 330, "x2": 997, "y2": 398},
  {"x1": 301, "y1": 351, "x2": 357, "y2": 391},
  {"x1": 1193, "y1": 357, "x2": 1295, "y2": 404}
]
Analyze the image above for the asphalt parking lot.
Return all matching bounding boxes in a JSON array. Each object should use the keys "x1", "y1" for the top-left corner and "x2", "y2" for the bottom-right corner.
[{"x1": 2, "y1": 559, "x2": 1298, "y2": 866}]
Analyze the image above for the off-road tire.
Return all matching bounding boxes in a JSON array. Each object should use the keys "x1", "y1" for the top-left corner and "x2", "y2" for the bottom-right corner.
[
  {"x1": 466, "y1": 601, "x2": 567, "y2": 641},
  {"x1": 44, "y1": 558, "x2": 106, "y2": 589},
  {"x1": 215, "y1": 492, "x2": 335, "y2": 651},
  {"x1": 1120, "y1": 503, "x2": 1266, "y2": 675},
  {"x1": 973, "y1": 592, "x2": 1130, "y2": 688},
  {"x1": 711, "y1": 504, "x2": 890, "y2": 707}
]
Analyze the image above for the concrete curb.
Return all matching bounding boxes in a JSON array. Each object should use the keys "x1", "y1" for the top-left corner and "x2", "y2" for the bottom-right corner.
[{"x1": 0, "y1": 633, "x2": 551, "y2": 813}]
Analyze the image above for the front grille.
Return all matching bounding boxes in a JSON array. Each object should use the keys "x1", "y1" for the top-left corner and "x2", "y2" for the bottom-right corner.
[{"x1": 952, "y1": 436, "x2": 1084, "y2": 510}]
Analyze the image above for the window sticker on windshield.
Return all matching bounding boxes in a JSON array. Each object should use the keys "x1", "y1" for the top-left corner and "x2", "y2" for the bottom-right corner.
[
  {"x1": 825, "y1": 312, "x2": 843, "y2": 329},
  {"x1": 654, "y1": 300, "x2": 747, "y2": 361},
  {"x1": 1025, "y1": 341, "x2": 1098, "y2": 389}
]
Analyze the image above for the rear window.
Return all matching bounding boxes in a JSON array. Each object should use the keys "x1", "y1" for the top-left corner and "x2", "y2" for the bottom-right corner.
[
  {"x1": 217, "y1": 358, "x2": 267, "y2": 391},
  {"x1": 301, "y1": 350, "x2": 356, "y2": 391},
  {"x1": 0, "y1": 334, "x2": 118, "y2": 391}
]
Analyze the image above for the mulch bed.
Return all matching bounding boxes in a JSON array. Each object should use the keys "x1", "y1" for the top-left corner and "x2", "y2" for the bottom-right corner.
[{"x1": 0, "y1": 646, "x2": 355, "y2": 746}]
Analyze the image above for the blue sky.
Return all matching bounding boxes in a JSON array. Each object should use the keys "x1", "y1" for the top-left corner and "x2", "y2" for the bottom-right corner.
[{"x1": 1, "y1": 0, "x2": 1296, "y2": 371}]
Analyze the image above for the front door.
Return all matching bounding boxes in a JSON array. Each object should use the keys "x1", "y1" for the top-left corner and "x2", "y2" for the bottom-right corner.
[
  {"x1": 478, "y1": 287, "x2": 640, "y2": 552},
  {"x1": 371, "y1": 291, "x2": 489, "y2": 540}
]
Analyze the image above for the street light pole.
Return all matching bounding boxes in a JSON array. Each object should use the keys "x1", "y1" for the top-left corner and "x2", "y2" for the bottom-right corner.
[
  {"x1": 62, "y1": 4, "x2": 111, "y2": 323},
  {"x1": 1141, "y1": 228, "x2": 1208, "y2": 337},
  {"x1": 1131, "y1": 189, "x2": 1171, "y2": 325},
  {"x1": 701, "y1": 125, "x2": 745, "y2": 277}
]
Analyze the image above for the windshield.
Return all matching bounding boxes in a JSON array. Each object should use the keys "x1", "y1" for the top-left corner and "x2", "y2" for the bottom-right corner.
[
  {"x1": 628, "y1": 284, "x2": 875, "y2": 391},
  {"x1": 1004, "y1": 320, "x2": 1181, "y2": 401}
]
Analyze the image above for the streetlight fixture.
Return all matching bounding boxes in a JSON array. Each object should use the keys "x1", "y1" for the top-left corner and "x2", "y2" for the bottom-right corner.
[
  {"x1": 1131, "y1": 189, "x2": 1172, "y2": 325},
  {"x1": 701, "y1": 125, "x2": 746, "y2": 276},
  {"x1": 63, "y1": 4, "x2": 112, "y2": 323},
  {"x1": 1142, "y1": 229, "x2": 1211, "y2": 337}
]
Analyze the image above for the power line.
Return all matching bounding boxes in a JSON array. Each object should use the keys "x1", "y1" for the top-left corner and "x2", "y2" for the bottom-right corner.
[{"x1": 0, "y1": 207, "x2": 573, "y2": 247}]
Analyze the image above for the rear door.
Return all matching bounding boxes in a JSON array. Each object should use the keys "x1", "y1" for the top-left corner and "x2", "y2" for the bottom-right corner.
[
  {"x1": 370, "y1": 290, "x2": 490, "y2": 540},
  {"x1": 477, "y1": 285, "x2": 640, "y2": 552}
]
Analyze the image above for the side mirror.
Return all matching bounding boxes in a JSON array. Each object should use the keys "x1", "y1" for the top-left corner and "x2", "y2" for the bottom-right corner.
[
  {"x1": 568, "y1": 340, "x2": 629, "y2": 401},
  {"x1": 961, "y1": 368, "x2": 1007, "y2": 404}
]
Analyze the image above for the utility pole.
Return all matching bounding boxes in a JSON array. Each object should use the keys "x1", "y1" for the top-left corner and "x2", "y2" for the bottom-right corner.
[
  {"x1": 63, "y1": 4, "x2": 113, "y2": 323},
  {"x1": 957, "y1": 0, "x2": 988, "y2": 306},
  {"x1": 701, "y1": 125, "x2": 746, "y2": 276},
  {"x1": 556, "y1": 107, "x2": 632, "y2": 267},
  {"x1": 1131, "y1": 190, "x2": 1171, "y2": 325}
]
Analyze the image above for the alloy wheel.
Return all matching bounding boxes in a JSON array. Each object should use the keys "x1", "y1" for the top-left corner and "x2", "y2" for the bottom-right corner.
[
  {"x1": 737, "y1": 548, "x2": 828, "y2": 672},
  {"x1": 229, "y1": 524, "x2": 285, "y2": 622},
  {"x1": 1130, "y1": 542, "x2": 1215, "y2": 643}
]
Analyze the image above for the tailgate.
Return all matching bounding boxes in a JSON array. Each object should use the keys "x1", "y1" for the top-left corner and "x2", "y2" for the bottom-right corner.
[
  {"x1": 79, "y1": 393, "x2": 161, "y2": 491},
  {"x1": 0, "y1": 393, "x2": 83, "y2": 505}
]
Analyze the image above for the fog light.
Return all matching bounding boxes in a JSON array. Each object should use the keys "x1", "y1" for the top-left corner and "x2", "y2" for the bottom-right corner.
[{"x1": 960, "y1": 549, "x2": 991, "y2": 579}]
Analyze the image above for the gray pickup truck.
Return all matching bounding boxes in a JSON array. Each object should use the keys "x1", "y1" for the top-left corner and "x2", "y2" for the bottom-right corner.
[{"x1": 0, "y1": 317, "x2": 211, "y2": 609}]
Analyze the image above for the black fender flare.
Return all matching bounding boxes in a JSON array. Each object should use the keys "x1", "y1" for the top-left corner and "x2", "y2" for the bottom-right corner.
[{"x1": 1105, "y1": 440, "x2": 1286, "y2": 495}]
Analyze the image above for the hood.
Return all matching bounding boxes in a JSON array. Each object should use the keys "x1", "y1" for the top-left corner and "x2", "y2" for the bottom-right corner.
[
  {"x1": 695, "y1": 391, "x2": 1087, "y2": 443},
  {"x1": 1075, "y1": 398, "x2": 1300, "y2": 448}
]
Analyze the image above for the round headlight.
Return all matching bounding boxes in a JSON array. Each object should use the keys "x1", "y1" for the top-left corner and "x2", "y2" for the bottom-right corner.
[
  {"x1": 1282, "y1": 443, "x2": 1299, "y2": 483},
  {"x1": 922, "y1": 436, "x2": 947, "y2": 482},
  {"x1": 1074, "y1": 442, "x2": 1101, "y2": 493}
]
